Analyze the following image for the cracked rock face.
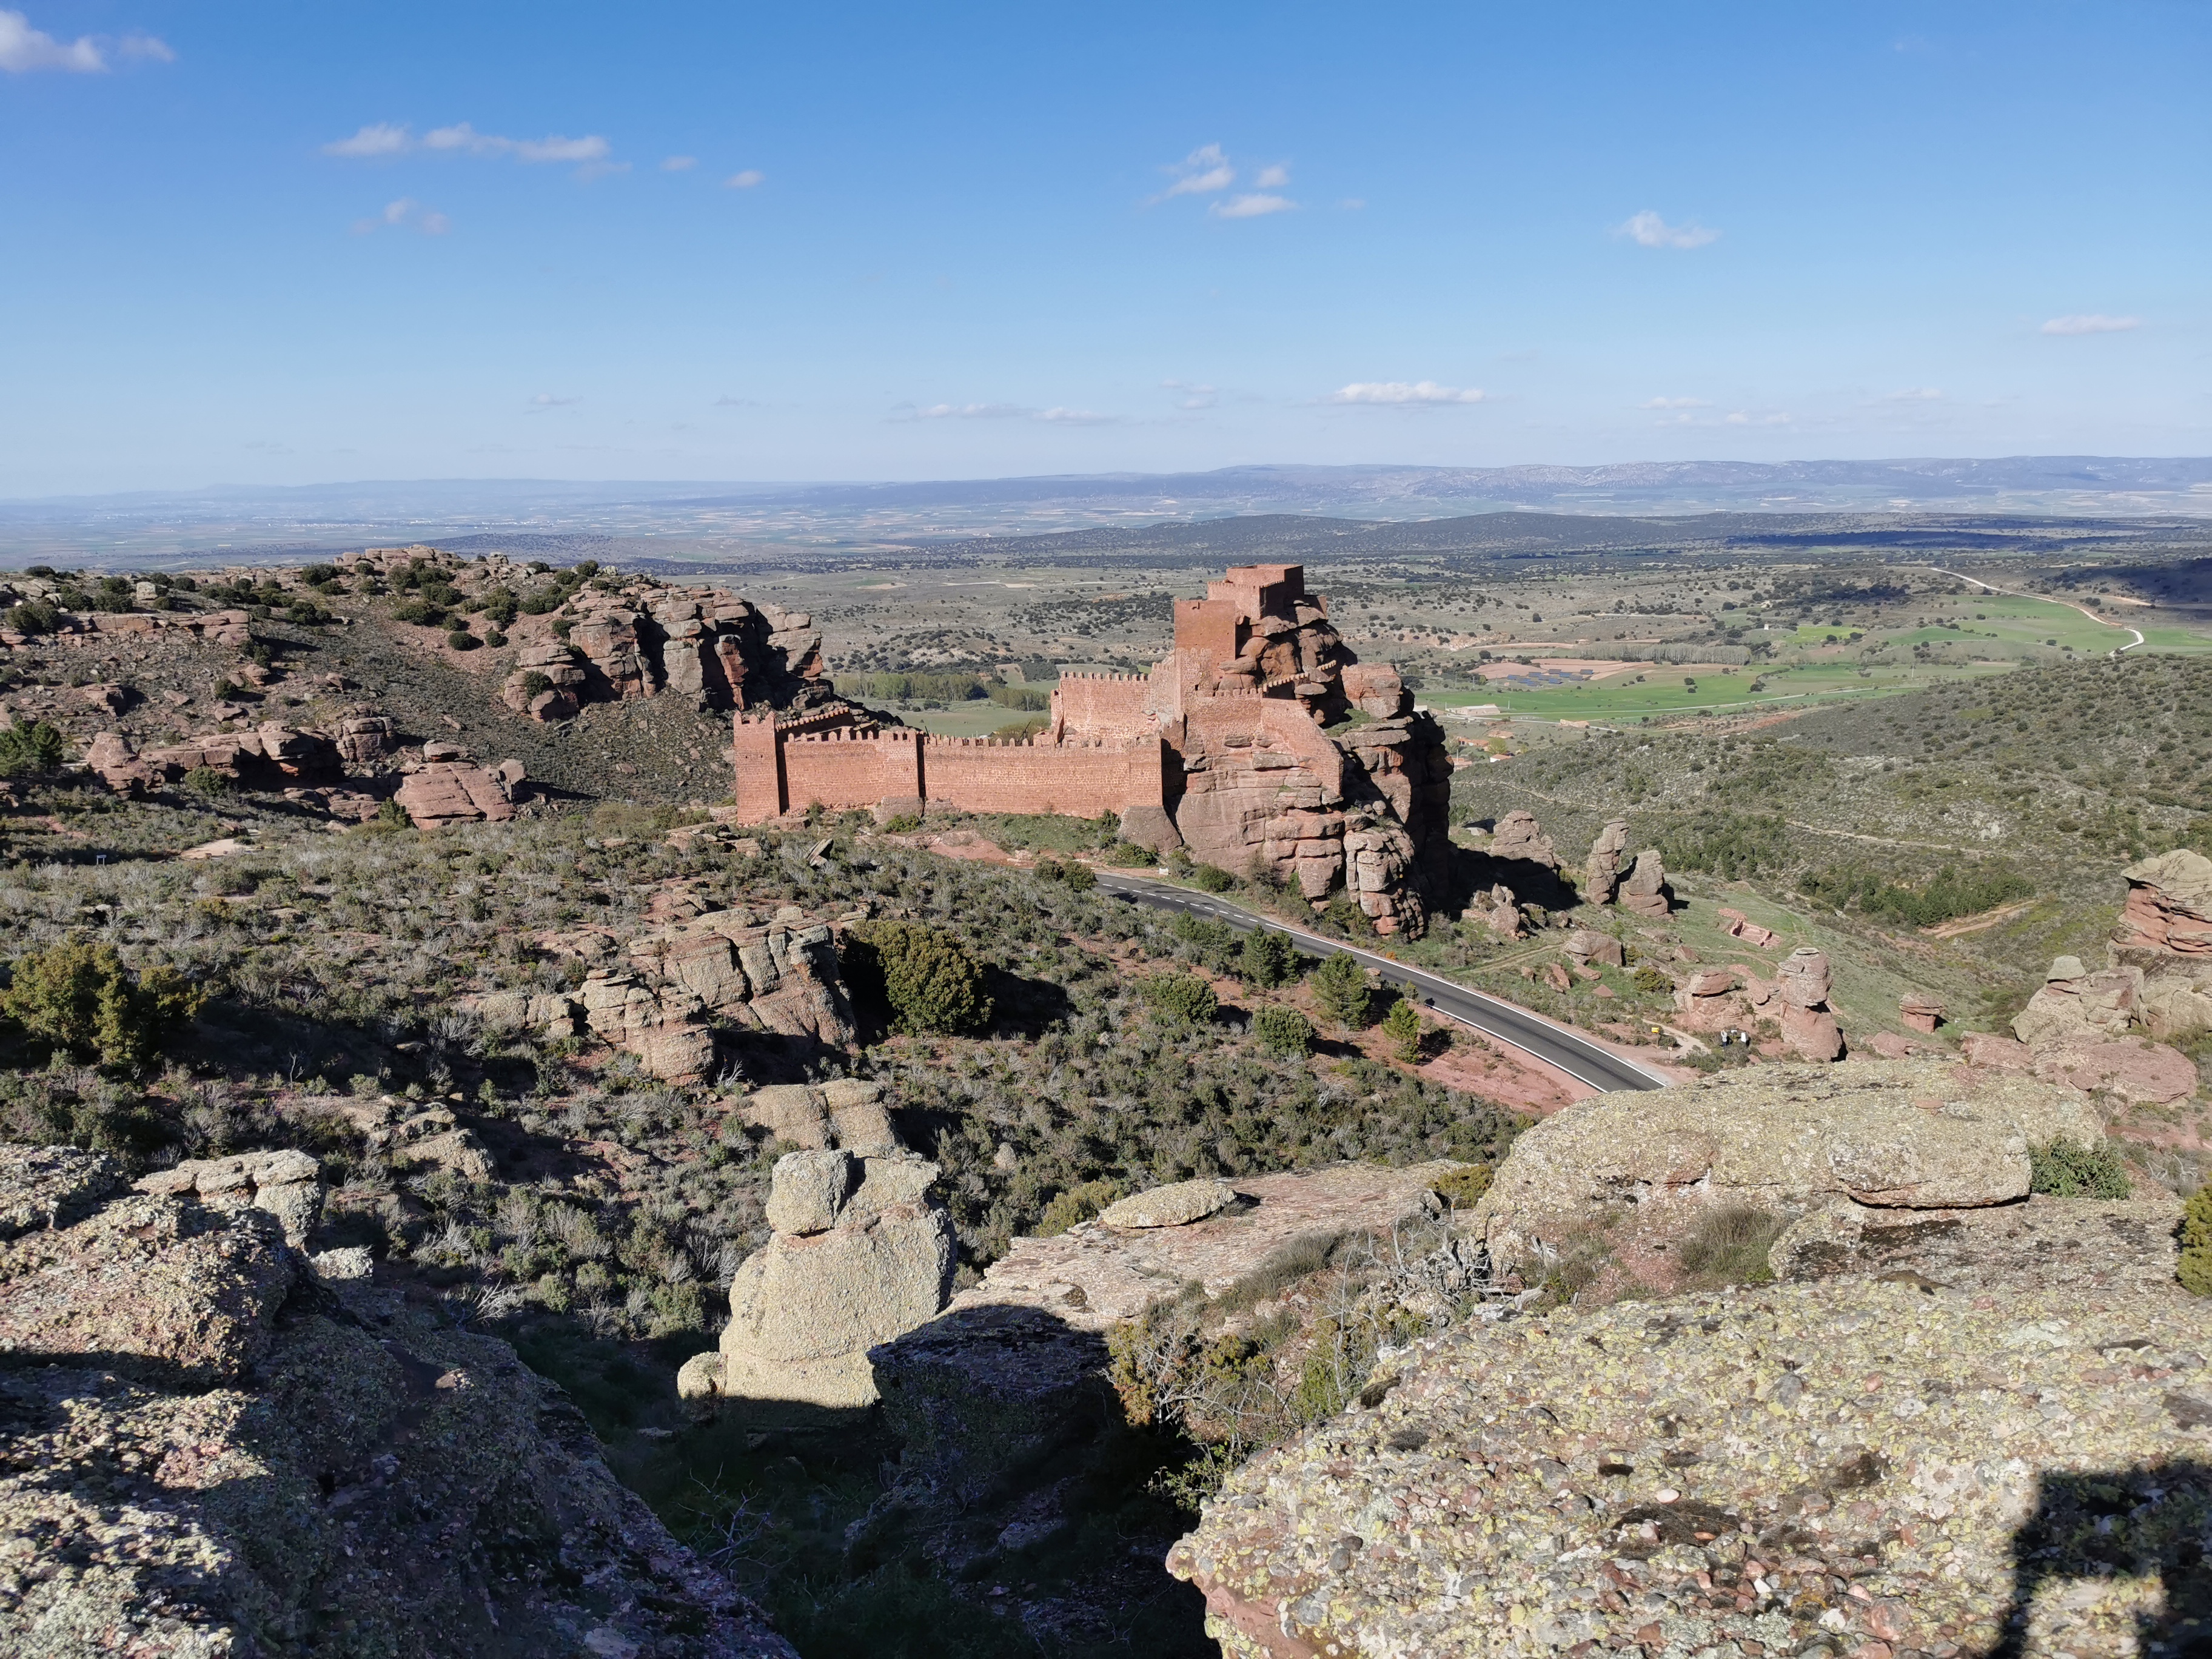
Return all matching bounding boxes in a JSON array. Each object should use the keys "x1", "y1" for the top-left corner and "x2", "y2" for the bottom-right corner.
[
  {"x1": 1168, "y1": 1267, "x2": 2212, "y2": 1659},
  {"x1": 0, "y1": 1142, "x2": 794, "y2": 1658}
]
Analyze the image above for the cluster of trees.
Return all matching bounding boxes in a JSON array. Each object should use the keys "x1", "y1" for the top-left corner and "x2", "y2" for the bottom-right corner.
[{"x1": 1797, "y1": 859, "x2": 2033, "y2": 928}]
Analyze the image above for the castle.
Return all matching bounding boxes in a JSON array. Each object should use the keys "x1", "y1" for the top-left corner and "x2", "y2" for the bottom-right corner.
[{"x1": 731, "y1": 563, "x2": 1452, "y2": 933}]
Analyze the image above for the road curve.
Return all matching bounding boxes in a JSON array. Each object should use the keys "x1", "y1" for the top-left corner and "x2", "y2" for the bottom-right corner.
[{"x1": 1094, "y1": 871, "x2": 1671, "y2": 1094}]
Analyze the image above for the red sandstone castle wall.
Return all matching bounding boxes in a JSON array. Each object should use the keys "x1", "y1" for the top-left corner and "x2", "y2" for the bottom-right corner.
[
  {"x1": 924, "y1": 736, "x2": 1166, "y2": 819},
  {"x1": 731, "y1": 717, "x2": 785, "y2": 823},
  {"x1": 1173, "y1": 597, "x2": 1243, "y2": 664},
  {"x1": 1051, "y1": 673, "x2": 1153, "y2": 743},
  {"x1": 777, "y1": 729, "x2": 923, "y2": 816}
]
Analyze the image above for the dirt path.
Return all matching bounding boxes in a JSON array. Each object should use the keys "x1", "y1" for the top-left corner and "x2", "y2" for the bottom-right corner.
[{"x1": 1927, "y1": 566, "x2": 2146, "y2": 657}]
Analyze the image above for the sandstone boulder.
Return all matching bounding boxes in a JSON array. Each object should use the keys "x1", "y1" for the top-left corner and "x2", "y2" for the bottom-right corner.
[
  {"x1": 84, "y1": 729, "x2": 152, "y2": 794},
  {"x1": 394, "y1": 757, "x2": 520, "y2": 828},
  {"x1": 333, "y1": 712, "x2": 394, "y2": 765},
  {"x1": 2014, "y1": 956, "x2": 2139, "y2": 1047},
  {"x1": 0, "y1": 1143, "x2": 122, "y2": 1239},
  {"x1": 1486, "y1": 808, "x2": 1558, "y2": 870},
  {"x1": 1473, "y1": 1058, "x2": 2104, "y2": 1267},
  {"x1": 1097, "y1": 1178, "x2": 1238, "y2": 1230},
  {"x1": 134, "y1": 1147, "x2": 323, "y2": 1248},
  {"x1": 682, "y1": 1150, "x2": 954, "y2": 1410},
  {"x1": 1468, "y1": 883, "x2": 1524, "y2": 940},
  {"x1": 2027, "y1": 1033, "x2": 2200, "y2": 1105},
  {"x1": 2111, "y1": 846, "x2": 2212, "y2": 970},
  {"x1": 1565, "y1": 929, "x2": 1625, "y2": 970},
  {"x1": 1899, "y1": 990, "x2": 1945, "y2": 1033},
  {"x1": 1583, "y1": 819, "x2": 1630, "y2": 905},
  {"x1": 1616, "y1": 847, "x2": 1672, "y2": 917}
]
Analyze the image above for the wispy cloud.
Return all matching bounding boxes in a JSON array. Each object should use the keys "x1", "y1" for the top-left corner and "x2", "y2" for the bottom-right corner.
[
  {"x1": 325, "y1": 120, "x2": 616, "y2": 170},
  {"x1": 1884, "y1": 386, "x2": 1944, "y2": 401},
  {"x1": 351, "y1": 197, "x2": 450, "y2": 235},
  {"x1": 712, "y1": 395, "x2": 762, "y2": 407},
  {"x1": 1164, "y1": 380, "x2": 1217, "y2": 411},
  {"x1": 661, "y1": 155, "x2": 697, "y2": 172},
  {"x1": 1155, "y1": 142, "x2": 1235, "y2": 201},
  {"x1": 1327, "y1": 381, "x2": 1485, "y2": 406},
  {"x1": 1724, "y1": 409, "x2": 1792, "y2": 426},
  {"x1": 1617, "y1": 210, "x2": 1719, "y2": 249},
  {"x1": 1253, "y1": 164, "x2": 1290, "y2": 190},
  {"x1": 0, "y1": 9, "x2": 164, "y2": 72},
  {"x1": 1213, "y1": 192, "x2": 1296, "y2": 219},
  {"x1": 2041, "y1": 313, "x2": 2140, "y2": 335},
  {"x1": 891, "y1": 401, "x2": 1118, "y2": 425},
  {"x1": 1641, "y1": 396, "x2": 1709, "y2": 410},
  {"x1": 326, "y1": 122, "x2": 412, "y2": 158},
  {"x1": 725, "y1": 169, "x2": 765, "y2": 189},
  {"x1": 531, "y1": 392, "x2": 582, "y2": 408}
]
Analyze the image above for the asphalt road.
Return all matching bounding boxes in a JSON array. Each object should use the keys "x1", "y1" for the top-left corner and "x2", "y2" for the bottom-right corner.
[{"x1": 1096, "y1": 871, "x2": 1672, "y2": 1094}]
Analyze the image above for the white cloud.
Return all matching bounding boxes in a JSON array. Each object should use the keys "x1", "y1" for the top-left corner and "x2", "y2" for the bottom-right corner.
[
  {"x1": 1156, "y1": 142, "x2": 1235, "y2": 201},
  {"x1": 351, "y1": 197, "x2": 449, "y2": 235},
  {"x1": 1164, "y1": 380, "x2": 1217, "y2": 411},
  {"x1": 661, "y1": 155, "x2": 697, "y2": 172},
  {"x1": 329, "y1": 121, "x2": 613, "y2": 167},
  {"x1": 1338, "y1": 197, "x2": 1366, "y2": 210},
  {"x1": 725, "y1": 169, "x2": 765, "y2": 189},
  {"x1": 1641, "y1": 396, "x2": 1709, "y2": 409},
  {"x1": 1885, "y1": 386, "x2": 1944, "y2": 401},
  {"x1": 1253, "y1": 164, "x2": 1289, "y2": 189},
  {"x1": 0, "y1": 9, "x2": 108, "y2": 72},
  {"x1": 531, "y1": 393, "x2": 582, "y2": 407},
  {"x1": 712, "y1": 395, "x2": 760, "y2": 407},
  {"x1": 1036, "y1": 406, "x2": 1115, "y2": 425},
  {"x1": 2041, "y1": 313, "x2": 2140, "y2": 335},
  {"x1": 1617, "y1": 210, "x2": 1719, "y2": 249},
  {"x1": 1328, "y1": 381, "x2": 1486, "y2": 406},
  {"x1": 119, "y1": 33, "x2": 172, "y2": 62},
  {"x1": 1213, "y1": 192, "x2": 1296, "y2": 219},
  {"x1": 1724, "y1": 409, "x2": 1792, "y2": 426},
  {"x1": 891, "y1": 400, "x2": 1118, "y2": 425},
  {"x1": 326, "y1": 122, "x2": 412, "y2": 158}
]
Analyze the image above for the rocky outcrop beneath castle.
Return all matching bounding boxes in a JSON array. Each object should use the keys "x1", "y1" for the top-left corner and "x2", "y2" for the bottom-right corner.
[
  {"x1": 503, "y1": 638, "x2": 588, "y2": 721},
  {"x1": 518, "y1": 586, "x2": 836, "y2": 722},
  {"x1": 679, "y1": 1149, "x2": 953, "y2": 1410},
  {"x1": 1616, "y1": 846, "x2": 1674, "y2": 917},
  {"x1": 0, "y1": 1142, "x2": 796, "y2": 1657},
  {"x1": 1169, "y1": 1266, "x2": 2212, "y2": 1659},
  {"x1": 1472, "y1": 1058, "x2": 2103, "y2": 1270}
]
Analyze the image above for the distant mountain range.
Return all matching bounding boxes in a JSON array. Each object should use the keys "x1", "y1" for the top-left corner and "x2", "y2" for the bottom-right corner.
[{"x1": 2, "y1": 457, "x2": 2207, "y2": 563}]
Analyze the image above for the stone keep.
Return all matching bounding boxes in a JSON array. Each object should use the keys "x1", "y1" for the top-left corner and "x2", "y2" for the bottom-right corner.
[{"x1": 679, "y1": 1150, "x2": 954, "y2": 1410}]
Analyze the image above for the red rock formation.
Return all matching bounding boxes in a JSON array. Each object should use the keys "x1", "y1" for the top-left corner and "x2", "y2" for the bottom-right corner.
[
  {"x1": 1584, "y1": 819, "x2": 1630, "y2": 905},
  {"x1": 1776, "y1": 947, "x2": 1845, "y2": 1060},
  {"x1": 394, "y1": 749, "x2": 523, "y2": 828},
  {"x1": 2111, "y1": 848, "x2": 2212, "y2": 968},
  {"x1": 1617, "y1": 850, "x2": 1674, "y2": 918},
  {"x1": 1900, "y1": 993, "x2": 1944, "y2": 1034}
]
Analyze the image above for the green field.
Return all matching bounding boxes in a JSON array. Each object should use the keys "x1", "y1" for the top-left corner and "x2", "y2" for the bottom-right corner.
[{"x1": 1423, "y1": 586, "x2": 2191, "y2": 725}]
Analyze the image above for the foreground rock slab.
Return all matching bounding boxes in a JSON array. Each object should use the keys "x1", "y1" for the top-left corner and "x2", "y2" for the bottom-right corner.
[
  {"x1": 951, "y1": 1161, "x2": 1459, "y2": 1332},
  {"x1": 1170, "y1": 1273, "x2": 2212, "y2": 1659},
  {"x1": 0, "y1": 1142, "x2": 794, "y2": 1658}
]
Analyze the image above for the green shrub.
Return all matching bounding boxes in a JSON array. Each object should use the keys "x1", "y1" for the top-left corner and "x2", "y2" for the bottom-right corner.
[
  {"x1": 2028, "y1": 1137, "x2": 2131, "y2": 1198},
  {"x1": 371, "y1": 796, "x2": 411, "y2": 831},
  {"x1": 0, "y1": 720, "x2": 65, "y2": 777},
  {"x1": 447, "y1": 628, "x2": 479, "y2": 651},
  {"x1": 1239, "y1": 929, "x2": 1299, "y2": 988},
  {"x1": 1675, "y1": 1204, "x2": 1783, "y2": 1286},
  {"x1": 518, "y1": 670, "x2": 554, "y2": 700},
  {"x1": 1252, "y1": 1004, "x2": 1313, "y2": 1057},
  {"x1": 182, "y1": 765, "x2": 231, "y2": 799},
  {"x1": 483, "y1": 629, "x2": 508, "y2": 649},
  {"x1": 1309, "y1": 952, "x2": 1373, "y2": 1029},
  {"x1": 7, "y1": 601, "x2": 57, "y2": 635},
  {"x1": 1190, "y1": 863, "x2": 1235, "y2": 893},
  {"x1": 880, "y1": 811, "x2": 922, "y2": 834},
  {"x1": 2180, "y1": 1178, "x2": 2212, "y2": 1296},
  {"x1": 1034, "y1": 856, "x2": 1096, "y2": 891},
  {"x1": 1631, "y1": 965, "x2": 1673, "y2": 994},
  {"x1": 1141, "y1": 973, "x2": 1219, "y2": 1026},
  {"x1": 845, "y1": 921, "x2": 993, "y2": 1035},
  {"x1": 1036, "y1": 1178, "x2": 1122, "y2": 1236},
  {"x1": 481, "y1": 588, "x2": 520, "y2": 626},
  {"x1": 0, "y1": 939, "x2": 205, "y2": 1071},
  {"x1": 1430, "y1": 1164, "x2": 1492, "y2": 1209},
  {"x1": 1379, "y1": 996, "x2": 1421, "y2": 1061}
]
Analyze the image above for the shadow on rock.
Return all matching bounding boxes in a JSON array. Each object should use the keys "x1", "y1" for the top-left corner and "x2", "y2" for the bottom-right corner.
[{"x1": 1993, "y1": 1460, "x2": 2212, "y2": 1659}]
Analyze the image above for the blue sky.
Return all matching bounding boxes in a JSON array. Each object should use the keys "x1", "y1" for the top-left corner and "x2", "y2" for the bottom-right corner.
[{"x1": 1, "y1": 1, "x2": 2204, "y2": 493}]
